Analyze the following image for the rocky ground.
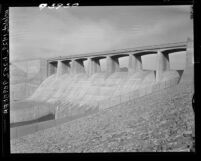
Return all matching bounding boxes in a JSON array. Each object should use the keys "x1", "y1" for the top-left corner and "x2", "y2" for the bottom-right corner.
[{"x1": 11, "y1": 80, "x2": 194, "y2": 153}]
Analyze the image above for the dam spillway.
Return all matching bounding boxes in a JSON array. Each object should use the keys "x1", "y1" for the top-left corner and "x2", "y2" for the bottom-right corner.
[{"x1": 10, "y1": 41, "x2": 193, "y2": 125}]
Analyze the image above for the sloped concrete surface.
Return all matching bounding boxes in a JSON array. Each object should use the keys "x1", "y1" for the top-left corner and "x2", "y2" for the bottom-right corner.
[{"x1": 11, "y1": 69, "x2": 174, "y2": 123}]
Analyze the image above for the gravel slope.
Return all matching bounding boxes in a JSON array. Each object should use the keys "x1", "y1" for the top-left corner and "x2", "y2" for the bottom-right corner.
[{"x1": 11, "y1": 81, "x2": 194, "y2": 153}]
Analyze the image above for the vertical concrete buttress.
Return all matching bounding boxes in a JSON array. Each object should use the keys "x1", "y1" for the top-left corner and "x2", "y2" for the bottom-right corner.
[
  {"x1": 156, "y1": 50, "x2": 170, "y2": 81},
  {"x1": 88, "y1": 58, "x2": 101, "y2": 76},
  {"x1": 56, "y1": 60, "x2": 63, "y2": 77},
  {"x1": 186, "y1": 38, "x2": 194, "y2": 67},
  {"x1": 180, "y1": 39, "x2": 194, "y2": 82},
  {"x1": 106, "y1": 55, "x2": 120, "y2": 76},
  {"x1": 128, "y1": 54, "x2": 142, "y2": 73}
]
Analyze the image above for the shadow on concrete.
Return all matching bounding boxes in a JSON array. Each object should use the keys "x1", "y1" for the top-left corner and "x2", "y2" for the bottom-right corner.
[
  {"x1": 177, "y1": 70, "x2": 184, "y2": 83},
  {"x1": 10, "y1": 113, "x2": 55, "y2": 128}
]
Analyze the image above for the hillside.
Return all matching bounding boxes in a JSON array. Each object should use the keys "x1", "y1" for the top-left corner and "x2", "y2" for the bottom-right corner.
[{"x1": 11, "y1": 80, "x2": 194, "y2": 152}]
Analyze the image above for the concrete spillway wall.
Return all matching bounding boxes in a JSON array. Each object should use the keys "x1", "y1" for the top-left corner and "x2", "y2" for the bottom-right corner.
[
  {"x1": 10, "y1": 41, "x2": 194, "y2": 125},
  {"x1": 10, "y1": 70, "x2": 180, "y2": 123}
]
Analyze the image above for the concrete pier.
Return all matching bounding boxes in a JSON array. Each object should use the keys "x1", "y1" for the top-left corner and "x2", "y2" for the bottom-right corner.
[
  {"x1": 106, "y1": 56, "x2": 120, "y2": 76},
  {"x1": 128, "y1": 54, "x2": 142, "y2": 73},
  {"x1": 156, "y1": 50, "x2": 170, "y2": 82},
  {"x1": 56, "y1": 60, "x2": 63, "y2": 77},
  {"x1": 71, "y1": 59, "x2": 86, "y2": 74},
  {"x1": 180, "y1": 39, "x2": 194, "y2": 82}
]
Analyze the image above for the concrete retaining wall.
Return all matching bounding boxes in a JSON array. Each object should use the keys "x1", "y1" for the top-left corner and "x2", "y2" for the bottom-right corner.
[
  {"x1": 11, "y1": 107, "x2": 99, "y2": 139},
  {"x1": 10, "y1": 102, "x2": 55, "y2": 123}
]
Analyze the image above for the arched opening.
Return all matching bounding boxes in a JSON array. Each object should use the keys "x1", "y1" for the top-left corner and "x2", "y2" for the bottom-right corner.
[
  {"x1": 169, "y1": 51, "x2": 186, "y2": 70},
  {"x1": 98, "y1": 57, "x2": 107, "y2": 72},
  {"x1": 118, "y1": 55, "x2": 129, "y2": 72},
  {"x1": 141, "y1": 54, "x2": 157, "y2": 71}
]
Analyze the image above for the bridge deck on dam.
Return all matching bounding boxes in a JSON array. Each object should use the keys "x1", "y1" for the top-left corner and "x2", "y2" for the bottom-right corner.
[{"x1": 47, "y1": 42, "x2": 187, "y2": 62}]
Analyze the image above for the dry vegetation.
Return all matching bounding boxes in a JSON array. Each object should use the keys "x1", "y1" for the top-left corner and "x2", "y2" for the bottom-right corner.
[{"x1": 11, "y1": 80, "x2": 194, "y2": 153}]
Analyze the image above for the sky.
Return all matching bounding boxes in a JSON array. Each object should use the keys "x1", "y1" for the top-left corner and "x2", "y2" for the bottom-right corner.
[{"x1": 9, "y1": 6, "x2": 193, "y2": 62}]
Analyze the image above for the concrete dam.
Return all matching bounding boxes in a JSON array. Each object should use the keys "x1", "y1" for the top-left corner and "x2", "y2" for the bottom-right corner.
[{"x1": 10, "y1": 41, "x2": 194, "y2": 127}]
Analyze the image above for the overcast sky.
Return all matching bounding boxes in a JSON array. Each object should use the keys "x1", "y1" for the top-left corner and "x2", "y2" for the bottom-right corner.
[{"x1": 9, "y1": 6, "x2": 193, "y2": 62}]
